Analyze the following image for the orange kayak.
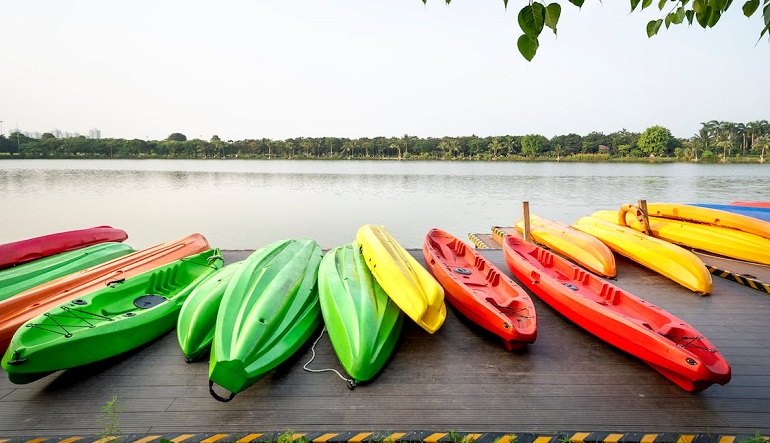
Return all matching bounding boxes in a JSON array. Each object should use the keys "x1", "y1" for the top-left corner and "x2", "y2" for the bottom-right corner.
[
  {"x1": 646, "y1": 202, "x2": 770, "y2": 240},
  {"x1": 0, "y1": 233, "x2": 210, "y2": 354}
]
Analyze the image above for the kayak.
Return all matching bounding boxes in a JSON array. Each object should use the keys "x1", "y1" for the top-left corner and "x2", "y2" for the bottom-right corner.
[
  {"x1": 176, "y1": 262, "x2": 243, "y2": 362},
  {"x1": 0, "y1": 233, "x2": 211, "y2": 354},
  {"x1": 356, "y1": 224, "x2": 446, "y2": 334},
  {"x1": 209, "y1": 239, "x2": 323, "y2": 401},
  {"x1": 318, "y1": 242, "x2": 404, "y2": 383},
  {"x1": 2, "y1": 249, "x2": 224, "y2": 384},
  {"x1": 691, "y1": 204, "x2": 770, "y2": 222},
  {"x1": 646, "y1": 202, "x2": 770, "y2": 240},
  {"x1": 0, "y1": 226, "x2": 128, "y2": 270},
  {"x1": 515, "y1": 214, "x2": 616, "y2": 278},
  {"x1": 502, "y1": 235, "x2": 731, "y2": 392},
  {"x1": 730, "y1": 201, "x2": 770, "y2": 208},
  {"x1": 0, "y1": 242, "x2": 134, "y2": 302},
  {"x1": 571, "y1": 216, "x2": 712, "y2": 294},
  {"x1": 593, "y1": 208, "x2": 770, "y2": 266},
  {"x1": 422, "y1": 228, "x2": 537, "y2": 350}
]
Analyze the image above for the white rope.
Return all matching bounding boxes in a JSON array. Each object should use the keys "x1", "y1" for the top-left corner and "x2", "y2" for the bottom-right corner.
[{"x1": 302, "y1": 326, "x2": 356, "y2": 389}]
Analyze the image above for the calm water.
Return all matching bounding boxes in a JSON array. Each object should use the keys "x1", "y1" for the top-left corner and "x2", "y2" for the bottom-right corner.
[{"x1": 1, "y1": 159, "x2": 768, "y2": 250}]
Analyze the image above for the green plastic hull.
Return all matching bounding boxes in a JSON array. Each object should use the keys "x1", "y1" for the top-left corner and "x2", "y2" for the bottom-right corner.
[
  {"x1": 318, "y1": 242, "x2": 403, "y2": 383},
  {"x1": 1, "y1": 249, "x2": 223, "y2": 384},
  {"x1": 0, "y1": 242, "x2": 134, "y2": 302},
  {"x1": 177, "y1": 261, "x2": 242, "y2": 361},
  {"x1": 209, "y1": 239, "x2": 323, "y2": 398}
]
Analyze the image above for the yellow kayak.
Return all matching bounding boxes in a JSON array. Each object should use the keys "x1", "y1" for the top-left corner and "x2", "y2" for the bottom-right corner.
[
  {"x1": 593, "y1": 208, "x2": 770, "y2": 266},
  {"x1": 571, "y1": 216, "x2": 712, "y2": 295},
  {"x1": 515, "y1": 214, "x2": 616, "y2": 278},
  {"x1": 646, "y1": 202, "x2": 770, "y2": 240},
  {"x1": 356, "y1": 224, "x2": 446, "y2": 333}
]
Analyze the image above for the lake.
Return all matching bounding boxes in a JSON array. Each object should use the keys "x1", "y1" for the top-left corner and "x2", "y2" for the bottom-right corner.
[{"x1": 1, "y1": 159, "x2": 768, "y2": 250}]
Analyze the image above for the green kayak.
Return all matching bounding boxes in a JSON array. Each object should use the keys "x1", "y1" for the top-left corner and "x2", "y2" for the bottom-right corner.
[
  {"x1": 177, "y1": 261, "x2": 242, "y2": 362},
  {"x1": 1, "y1": 249, "x2": 223, "y2": 384},
  {"x1": 0, "y1": 242, "x2": 134, "y2": 302},
  {"x1": 209, "y1": 239, "x2": 323, "y2": 401},
  {"x1": 318, "y1": 242, "x2": 404, "y2": 384}
]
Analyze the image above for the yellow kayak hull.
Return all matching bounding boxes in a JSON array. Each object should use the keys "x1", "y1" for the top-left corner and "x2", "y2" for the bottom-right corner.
[
  {"x1": 571, "y1": 216, "x2": 712, "y2": 295},
  {"x1": 515, "y1": 214, "x2": 616, "y2": 278},
  {"x1": 594, "y1": 209, "x2": 770, "y2": 266},
  {"x1": 356, "y1": 225, "x2": 446, "y2": 333},
  {"x1": 646, "y1": 202, "x2": 770, "y2": 240}
]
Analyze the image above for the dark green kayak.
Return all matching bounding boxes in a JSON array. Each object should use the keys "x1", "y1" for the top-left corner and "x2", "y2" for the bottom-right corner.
[
  {"x1": 318, "y1": 242, "x2": 404, "y2": 384},
  {"x1": 176, "y1": 261, "x2": 242, "y2": 362},
  {"x1": 0, "y1": 242, "x2": 134, "y2": 302},
  {"x1": 209, "y1": 239, "x2": 322, "y2": 402},
  {"x1": 1, "y1": 249, "x2": 223, "y2": 384}
]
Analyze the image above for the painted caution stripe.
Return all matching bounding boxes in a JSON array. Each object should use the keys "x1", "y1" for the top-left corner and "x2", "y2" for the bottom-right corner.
[
  {"x1": 707, "y1": 265, "x2": 770, "y2": 294},
  {"x1": 2, "y1": 431, "x2": 766, "y2": 443}
]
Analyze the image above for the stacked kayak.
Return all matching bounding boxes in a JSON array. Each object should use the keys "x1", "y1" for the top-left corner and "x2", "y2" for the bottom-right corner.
[
  {"x1": 646, "y1": 202, "x2": 770, "y2": 240},
  {"x1": 209, "y1": 239, "x2": 323, "y2": 402},
  {"x1": 0, "y1": 233, "x2": 211, "y2": 354},
  {"x1": 423, "y1": 228, "x2": 537, "y2": 350},
  {"x1": 731, "y1": 201, "x2": 770, "y2": 208},
  {"x1": 503, "y1": 235, "x2": 731, "y2": 392},
  {"x1": 356, "y1": 224, "x2": 446, "y2": 334},
  {"x1": 318, "y1": 242, "x2": 404, "y2": 384},
  {"x1": 691, "y1": 203, "x2": 770, "y2": 222},
  {"x1": 0, "y1": 226, "x2": 128, "y2": 270},
  {"x1": 2, "y1": 249, "x2": 223, "y2": 384},
  {"x1": 0, "y1": 242, "x2": 134, "y2": 302}
]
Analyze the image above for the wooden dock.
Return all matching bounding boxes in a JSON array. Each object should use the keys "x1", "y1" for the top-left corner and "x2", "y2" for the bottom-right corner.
[{"x1": 2, "y1": 241, "x2": 770, "y2": 442}]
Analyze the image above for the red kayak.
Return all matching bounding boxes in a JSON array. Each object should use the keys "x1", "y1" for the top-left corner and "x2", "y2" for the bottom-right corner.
[
  {"x1": 422, "y1": 228, "x2": 537, "y2": 350},
  {"x1": 730, "y1": 201, "x2": 770, "y2": 208},
  {"x1": 0, "y1": 226, "x2": 128, "y2": 270},
  {"x1": 502, "y1": 235, "x2": 731, "y2": 392}
]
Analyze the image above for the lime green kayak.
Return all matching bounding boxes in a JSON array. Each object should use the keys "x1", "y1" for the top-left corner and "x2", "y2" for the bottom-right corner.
[
  {"x1": 177, "y1": 261, "x2": 242, "y2": 362},
  {"x1": 0, "y1": 242, "x2": 134, "y2": 302},
  {"x1": 209, "y1": 239, "x2": 323, "y2": 402},
  {"x1": 1, "y1": 249, "x2": 223, "y2": 384},
  {"x1": 318, "y1": 242, "x2": 404, "y2": 384}
]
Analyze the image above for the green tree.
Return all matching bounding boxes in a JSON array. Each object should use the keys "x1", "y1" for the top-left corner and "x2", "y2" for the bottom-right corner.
[
  {"x1": 638, "y1": 125, "x2": 673, "y2": 157},
  {"x1": 521, "y1": 134, "x2": 547, "y2": 156},
  {"x1": 167, "y1": 133, "x2": 187, "y2": 142}
]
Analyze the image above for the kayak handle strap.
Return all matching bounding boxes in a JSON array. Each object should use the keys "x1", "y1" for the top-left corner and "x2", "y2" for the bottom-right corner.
[{"x1": 208, "y1": 380, "x2": 236, "y2": 403}]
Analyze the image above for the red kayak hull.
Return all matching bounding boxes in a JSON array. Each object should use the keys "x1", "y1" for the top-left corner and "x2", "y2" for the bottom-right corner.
[
  {"x1": 423, "y1": 228, "x2": 537, "y2": 350},
  {"x1": 502, "y1": 235, "x2": 730, "y2": 392},
  {"x1": 0, "y1": 226, "x2": 128, "y2": 270}
]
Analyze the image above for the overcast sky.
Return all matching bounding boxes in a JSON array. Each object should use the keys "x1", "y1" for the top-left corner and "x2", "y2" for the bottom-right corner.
[{"x1": 1, "y1": 0, "x2": 768, "y2": 141}]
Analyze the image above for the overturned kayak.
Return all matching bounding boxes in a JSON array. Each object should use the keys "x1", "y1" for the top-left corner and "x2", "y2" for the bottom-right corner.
[
  {"x1": 209, "y1": 239, "x2": 323, "y2": 401},
  {"x1": 0, "y1": 233, "x2": 211, "y2": 354},
  {"x1": 356, "y1": 224, "x2": 446, "y2": 334},
  {"x1": 0, "y1": 226, "x2": 128, "y2": 270},
  {"x1": 177, "y1": 261, "x2": 243, "y2": 362},
  {"x1": 423, "y1": 228, "x2": 537, "y2": 350},
  {"x1": 318, "y1": 242, "x2": 404, "y2": 384},
  {"x1": 0, "y1": 242, "x2": 134, "y2": 302},
  {"x1": 2, "y1": 249, "x2": 223, "y2": 384},
  {"x1": 503, "y1": 235, "x2": 731, "y2": 392}
]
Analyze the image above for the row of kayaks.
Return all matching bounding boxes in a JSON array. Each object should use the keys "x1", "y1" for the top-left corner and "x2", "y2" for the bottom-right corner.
[{"x1": 1, "y1": 203, "x2": 765, "y2": 395}]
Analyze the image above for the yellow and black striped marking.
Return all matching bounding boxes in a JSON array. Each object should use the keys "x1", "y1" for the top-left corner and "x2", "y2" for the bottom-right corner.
[
  {"x1": 708, "y1": 265, "x2": 770, "y2": 295},
  {"x1": 0, "y1": 432, "x2": 766, "y2": 443}
]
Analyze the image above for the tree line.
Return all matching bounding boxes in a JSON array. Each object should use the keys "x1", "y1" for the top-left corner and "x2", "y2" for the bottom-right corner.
[{"x1": 1, "y1": 121, "x2": 768, "y2": 162}]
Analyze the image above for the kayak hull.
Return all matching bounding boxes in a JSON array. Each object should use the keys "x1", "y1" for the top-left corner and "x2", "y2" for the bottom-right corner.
[
  {"x1": 423, "y1": 228, "x2": 537, "y2": 350},
  {"x1": 691, "y1": 204, "x2": 770, "y2": 222},
  {"x1": 646, "y1": 202, "x2": 770, "y2": 240}
]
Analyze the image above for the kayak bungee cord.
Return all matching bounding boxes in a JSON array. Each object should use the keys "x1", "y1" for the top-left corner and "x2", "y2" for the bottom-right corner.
[
  {"x1": 657, "y1": 332, "x2": 717, "y2": 353},
  {"x1": 302, "y1": 326, "x2": 356, "y2": 389}
]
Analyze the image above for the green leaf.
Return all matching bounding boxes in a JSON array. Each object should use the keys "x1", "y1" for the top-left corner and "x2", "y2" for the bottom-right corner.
[
  {"x1": 696, "y1": 5, "x2": 713, "y2": 26},
  {"x1": 569, "y1": 0, "x2": 585, "y2": 6},
  {"x1": 681, "y1": 0, "x2": 690, "y2": 6},
  {"x1": 764, "y1": 2, "x2": 770, "y2": 25},
  {"x1": 658, "y1": 0, "x2": 668, "y2": 10},
  {"x1": 517, "y1": 34, "x2": 539, "y2": 61},
  {"x1": 665, "y1": 12, "x2": 674, "y2": 27},
  {"x1": 647, "y1": 18, "x2": 663, "y2": 36},
  {"x1": 693, "y1": 0, "x2": 707, "y2": 12},
  {"x1": 685, "y1": 9, "x2": 695, "y2": 23},
  {"x1": 518, "y1": 3, "x2": 546, "y2": 36},
  {"x1": 503, "y1": 0, "x2": 509, "y2": 9},
  {"x1": 674, "y1": 6, "x2": 686, "y2": 22},
  {"x1": 630, "y1": 0, "x2": 642, "y2": 11},
  {"x1": 708, "y1": 9, "x2": 722, "y2": 25},
  {"x1": 642, "y1": 0, "x2": 654, "y2": 9},
  {"x1": 545, "y1": 3, "x2": 562, "y2": 34},
  {"x1": 714, "y1": 0, "x2": 729, "y2": 11}
]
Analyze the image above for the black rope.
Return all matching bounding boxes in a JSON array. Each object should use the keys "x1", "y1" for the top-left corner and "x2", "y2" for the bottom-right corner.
[
  {"x1": 25, "y1": 307, "x2": 113, "y2": 338},
  {"x1": 658, "y1": 332, "x2": 717, "y2": 352},
  {"x1": 489, "y1": 303, "x2": 533, "y2": 318}
]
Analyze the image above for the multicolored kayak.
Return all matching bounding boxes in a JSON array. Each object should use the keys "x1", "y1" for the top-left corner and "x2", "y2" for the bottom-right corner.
[
  {"x1": 209, "y1": 239, "x2": 323, "y2": 402},
  {"x1": 318, "y1": 242, "x2": 404, "y2": 384},
  {"x1": 646, "y1": 202, "x2": 770, "y2": 240},
  {"x1": 571, "y1": 215, "x2": 712, "y2": 294},
  {"x1": 691, "y1": 204, "x2": 770, "y2": 222},
  {"x1": 515, "y1": 214, "x2": 616, "y2": 278},
  {"x1": 502, "y1": 235, "x2": 731, "y2": 392},
  {"x1": 2, "y1": 249, "x2": 223, "y2": 384},
  {"x1": 356, "y1": 224, "x2": 446, "y2": 334},
  {"x1": 423, "y1": 228, "x2": 537, "y2": 350},
  {"x1": 0, "y1": 226, "x2": 128, "y2": 270},
  {"x1": 0, "y1": 233, "x2": 211, "y2": 354},
  {"x1": 177, "y1": 261, "x2": 243, "y2": 362},
  {"x1": 0, "y1": 242, "x2": 134, "y2": 302}
]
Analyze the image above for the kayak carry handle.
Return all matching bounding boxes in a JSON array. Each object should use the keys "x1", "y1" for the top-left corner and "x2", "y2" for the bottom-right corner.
[{"x1": 208, "y1": 380, "x2": 236, "y2": 403}]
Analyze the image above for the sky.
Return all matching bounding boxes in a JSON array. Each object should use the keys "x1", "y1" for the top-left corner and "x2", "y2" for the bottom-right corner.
[{"x1": 1, "y1": 0, "x2": 768, "y2": 141}]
